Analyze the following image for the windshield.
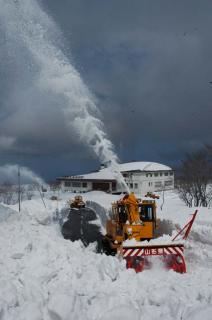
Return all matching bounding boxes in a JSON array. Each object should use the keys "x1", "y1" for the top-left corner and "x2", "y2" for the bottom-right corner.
[{"x1": 139, "y1": 205, "x2": 154, "y2": 221}]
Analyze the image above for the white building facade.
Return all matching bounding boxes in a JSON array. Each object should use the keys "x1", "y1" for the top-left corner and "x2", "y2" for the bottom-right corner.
[{"x1": 57, "y1": 161, "x2": 174, "y2": 195}]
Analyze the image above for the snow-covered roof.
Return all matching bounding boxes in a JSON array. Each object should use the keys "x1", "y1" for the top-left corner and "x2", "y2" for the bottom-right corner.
[
  {"x1": 80, "y1": 169, "x2": 115, "y2": 181},
  {"x1": 118, "y1": 161, "x2": 172, "y2": 172},
  {"x1": 59, "y1": 161, "x2": 172, "y2": 181}
]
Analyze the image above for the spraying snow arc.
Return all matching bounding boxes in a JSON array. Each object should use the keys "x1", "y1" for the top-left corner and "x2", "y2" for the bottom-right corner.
[
  {"x1": 0, "y1": 0, "x2": 129, "y2": 192},
  {"x1": 0, "y1": 164, "x2": 45, "y2": 186}
]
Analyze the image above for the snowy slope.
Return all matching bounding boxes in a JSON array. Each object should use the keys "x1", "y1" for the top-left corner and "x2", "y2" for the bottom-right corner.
[{"x1": 0, "y1": 191, "x2": 212, "y2": 320}]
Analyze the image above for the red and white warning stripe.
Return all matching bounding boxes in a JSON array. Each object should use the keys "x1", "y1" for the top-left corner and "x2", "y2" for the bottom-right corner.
[
  {"x1": 123, "y1": 248, "x2": 144, "y2": 257},
  {"x1": 122, "y1": 245, "x2": 184, "y2": 258}
]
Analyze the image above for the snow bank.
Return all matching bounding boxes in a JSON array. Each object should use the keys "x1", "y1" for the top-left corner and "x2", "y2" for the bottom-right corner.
[
  {"x1": 99, "y1": 305, "x2": 140, "y2": 320},
  {"x1": 0, "y1": 203, "x2": 16, "y2": 222},
  {"x1": 0, "y1": 190, "x2": 212, "y2": 319},
  {"x1": 123, "y1": 234, "x2": 185, "y2": 247},
  {"x1": 186, "y1": 306, "x2": 212, "y2": 320}
]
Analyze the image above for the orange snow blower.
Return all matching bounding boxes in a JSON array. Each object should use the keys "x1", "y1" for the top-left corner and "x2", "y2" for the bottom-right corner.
[
  {"x1": 69, "y1": 195, "x2": 85, "y2": 209},
  {"x1": 102, "y1": 193, "x2": 197, "y2": 273}
]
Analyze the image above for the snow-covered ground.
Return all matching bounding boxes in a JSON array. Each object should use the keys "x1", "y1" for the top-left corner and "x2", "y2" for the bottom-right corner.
[{"x1": 0, "y1": 190, "x2": 212, "y2": 320}]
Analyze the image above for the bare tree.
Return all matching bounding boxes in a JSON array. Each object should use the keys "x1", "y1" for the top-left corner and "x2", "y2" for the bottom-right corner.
[
  {"x1": 175, "y1": 179, "x2": 193, "y2": 207},
  {"x1": 177, "y1": 145, "x2": 212, "y2": 207},
  {"x1": 0, "y1": 183, "x2": 35, "y2": 205},
  {"x1": 0, "y1": 182, "x2": 17, "y2": 205}
]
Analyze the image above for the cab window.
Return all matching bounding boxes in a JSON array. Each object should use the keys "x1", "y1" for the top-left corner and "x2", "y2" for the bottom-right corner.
[
  {"x1": 139, "y1": 205, "x2": 154, "y2": 221},
  {"x1": 118, "y1": 206, "x2": 127, "y2": 223}
]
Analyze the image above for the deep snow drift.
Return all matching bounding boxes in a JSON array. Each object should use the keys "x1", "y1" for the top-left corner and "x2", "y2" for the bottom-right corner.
[{"x1": 0, "y1": 190, "x2": 212, "y2": 320}]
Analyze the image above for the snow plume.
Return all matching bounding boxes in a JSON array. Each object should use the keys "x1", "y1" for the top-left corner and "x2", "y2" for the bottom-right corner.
[
  {"x1": 0, "y1": 164, "x2": 45, "y2": 186},
  {"x1": 0, "y1": 0, "x2": 129, "y2": 193}
]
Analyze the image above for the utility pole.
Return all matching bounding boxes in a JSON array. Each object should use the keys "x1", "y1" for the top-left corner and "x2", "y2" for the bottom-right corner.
[
  {"x1": 37, "y1": 185, "x2": 46, "y2": 209},
  {"x1": 160, "y1": 183, "x2": 165, "y2": 211},
  {"x1": 18, "y1": 166, "x2": 21, "y2": 212}
]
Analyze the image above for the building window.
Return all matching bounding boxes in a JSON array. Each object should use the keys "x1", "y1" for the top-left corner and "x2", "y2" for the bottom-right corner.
[
  {"x1": 134, "y1": 183, "x2": 138, "y2": 189},
  {"x1": 82, "y1": 182, "x2": 87, "y2": 188},
  {"x1": 155, "y1": 181, "x2": 162, "y2": 188},
  {"x1": 150, "y1": 173, "x2": 152, "y2": 177},
  {"x1": 170, "y1": 172, "x2": 173, "y2": 176},
  {"x1": 146, "y1": 174, "x2": 148, "y2": 177},
  {"x1": 72, "y1": 182, "x2": 81, "y2": 188},
  {"x1": 165, "y1": 180, "x2": 173, "y2": 186},
  {"x1": 154, "y1": 173, "x2": 158, "y2": 177},
  {"x1": 64, "y1": 181, "x2": 71, "y2": 187},
  {"x1": 165, "y1": 172, "x2": 168, "y2": 176},
  {"x1": 160, "y1": 172, "x2": 163, "y2": 176},
  {"x1": 112, "y1": 182, "x2": 116, "y2": 191},
  {"x1": 130, "y1": 183, "x2": 133, "y2": 189}
]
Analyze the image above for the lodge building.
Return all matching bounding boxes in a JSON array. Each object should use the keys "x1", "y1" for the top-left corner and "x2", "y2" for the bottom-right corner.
[{"x1": 57, "y1": 161, "x2": 174, "y2": 195}]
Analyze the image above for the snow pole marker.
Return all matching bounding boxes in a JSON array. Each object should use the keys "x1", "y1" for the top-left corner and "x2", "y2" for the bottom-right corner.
[{"x1": 172, "y1": 210, "x2": 198, "y2": 241}]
